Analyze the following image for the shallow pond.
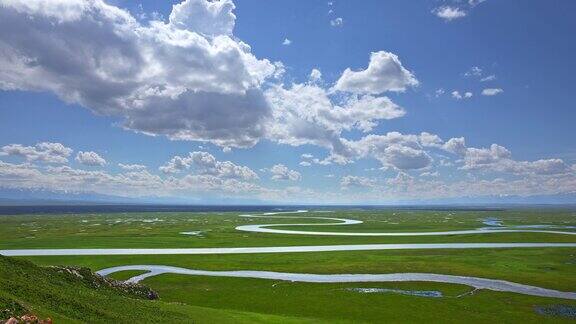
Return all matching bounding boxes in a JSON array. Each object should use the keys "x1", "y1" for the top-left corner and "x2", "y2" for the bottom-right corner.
[
  {"x1": 347, "y1": 287, "x2": 443, "y2": 298},
  {"x1": 534, "y1": 304, "x2": 576, "y2": 319}
]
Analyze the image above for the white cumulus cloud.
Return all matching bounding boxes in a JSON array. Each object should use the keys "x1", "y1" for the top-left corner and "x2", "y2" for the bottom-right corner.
[
  {"x1": 159, "y1": 151, "x2": 258, "y2": 180},
  {"x1": 270, "y1": 164, "x2": 301, "y2": 181},
  {"x1": 0, "y1": 0, "x2": 278, "y2": 148},
  {"x1": 76, "y1": 151, "x2": 107, "y2": 166},
  {"x1": 334, "y1": 51, "x2": 419, "y2": 94},
  {"x1": 169, "y1": 0, "x2": 236, "y2": 36},
  {"x1": 309, "y1": 69, "x2": 322, "y2": 83},
  {"x1": 265, "y1": 83, "x2": 405, "y2": 159},
  {"x1": 0, "y1": 142, "x2": 72, "y2": 164}
]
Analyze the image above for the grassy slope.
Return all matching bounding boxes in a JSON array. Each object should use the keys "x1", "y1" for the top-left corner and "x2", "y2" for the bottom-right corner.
[{"x1": 0, "y1": 255, "x2": 330, "y2": 323}]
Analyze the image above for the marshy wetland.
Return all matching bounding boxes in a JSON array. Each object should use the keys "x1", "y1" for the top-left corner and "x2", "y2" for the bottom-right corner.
[{"x1": 1, "y1": 207, "x2": 576, "y2": 322}]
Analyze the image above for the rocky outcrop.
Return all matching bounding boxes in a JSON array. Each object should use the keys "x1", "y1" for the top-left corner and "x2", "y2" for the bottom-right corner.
[
  {"x1": 2, "y1": 314, "x2": 52, "y2": 324},
  {"x1": 52, "y1": 266, "x2": 158, "y2": 300}
]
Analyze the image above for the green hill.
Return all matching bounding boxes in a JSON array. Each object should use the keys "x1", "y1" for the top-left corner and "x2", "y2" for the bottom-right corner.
[{"x1": 0, "y1": 255, "x2": 314, "y2": 323}]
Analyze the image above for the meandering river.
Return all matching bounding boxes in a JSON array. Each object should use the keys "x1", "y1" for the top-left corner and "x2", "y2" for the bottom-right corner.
[
  {"x1": 236, "y1": 210, "x2": 576, "y2": 236},
  {"x1": 3, "y1": 242, "x2": 576, "y2": 256},
  {"x1": 97, "y1": 265, "x2": 576, "y2": 300}
]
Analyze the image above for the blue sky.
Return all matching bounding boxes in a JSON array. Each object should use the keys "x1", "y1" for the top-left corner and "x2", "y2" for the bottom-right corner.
[{"x1": 0, "y1": 0, "x2": 575, "y2": 203}]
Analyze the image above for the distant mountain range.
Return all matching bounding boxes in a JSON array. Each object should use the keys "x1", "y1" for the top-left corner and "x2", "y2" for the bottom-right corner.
[
  {"x1": 0, "y1": 188, "x2": 140, "y2": 205},
  {"x1": 0, "y1": 188, "x2": 269, "y2": 206},
  {"x1": 0, "y1": 187, "x2": 574, "y2": 206}
]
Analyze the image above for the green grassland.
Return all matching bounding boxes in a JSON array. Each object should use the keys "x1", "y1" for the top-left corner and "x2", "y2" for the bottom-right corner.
[
  {"x1": 1, "y1": 208, "x2": 576, "y2": 322},
  {"x1": 15, "y1": 249, "x2": 576, "y2": 323},
  {"x1": 1, "y1": 209, "x2": 576, "y2": 249}
]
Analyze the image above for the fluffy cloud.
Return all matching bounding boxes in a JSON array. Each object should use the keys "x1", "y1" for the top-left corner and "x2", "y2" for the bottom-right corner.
[
  {"x1": 0, "y1": 0, "x2": 417, "y2": 156},
  {"x1": 0, "y1": 142, "x2": 72, "y2": 164},
  {"x1": 190, "y1": 152, "x2": 259, "y2": 180},
  {"x1": 159, "y1": 156, "x2": 189, "y2": 174},
  {"x1": 442, "y1": 137, "x2": 467, "y2": 156},
  {"x1": 169, "y1": 0, "x2": 236, "y2": 36},
  {"x1": 265, "y1": 83, "x2": 405, "y2": 158},
  {"x1": 0, "y1": 161, "x2": 42, "y2": 180},
  {"x1": 309, "y1": 69, "x2": 322, "y2": 83},
  {"x1": 279, "y1": 93, "x2": 403, "y2": 136},
  {"x1": 269, "y1": 164, "x2": 301, "y2": 181},
  {"x1": 342, "y1": 95, "x2": 406, "y2": 129},
  {"x1": 334, "y1": 51, "x2": 419, "y2": 94},
  {"x1": 0, "y1": 160, "x2": 264, "y2": 198},
  {"x1": 339, "y1": 131, "x2": 574, "y2": 177},
  {"x1": 75, "y1": 151, "x2": 107, "y2": 166},
  {"x1": 383, "y1": 145, "x2": 432, "y2": 170},
  {"x1": 345, "y1": 132, "x2": 435, "y2": 170},
  {"x1": 462, "y1": 144, "x2": 512, "y2": 170},
  {"x1": 418, "y1": 132, "x2": 443, "y2": 148},
  {"x1": 175, "y1": 174, "x2": 262, "y2": 194},
  {"x1": 0, "y1": 0, "x2": 277, "y2": 148},
  {"x1": 441, "y1": 140, "x2": 572, "y2": 176},
  {"x1": 0, "y1": 138, "x2": 575, "y2": 202},
  {"x1": 433, "y1": 1, "x2": 486, "y2": 22},
  {"x1": 507, "y1": 159, "x2": 572, "y2": 176},
  {"x1": 0, "y1": 161, "x2": 148, "y2": 195},
  {"x1": 482, "y1": 88, "x2": 503, "y2": 96},
  {"x1": 159, "y1": 151, "x2": 258, "y2": 180},
  {"x1": 433, "y1": 6, "x2": 467, "y2": 21},
  {"x1": 463, "y1": 150, "x2": 571, "y2": 176}
]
